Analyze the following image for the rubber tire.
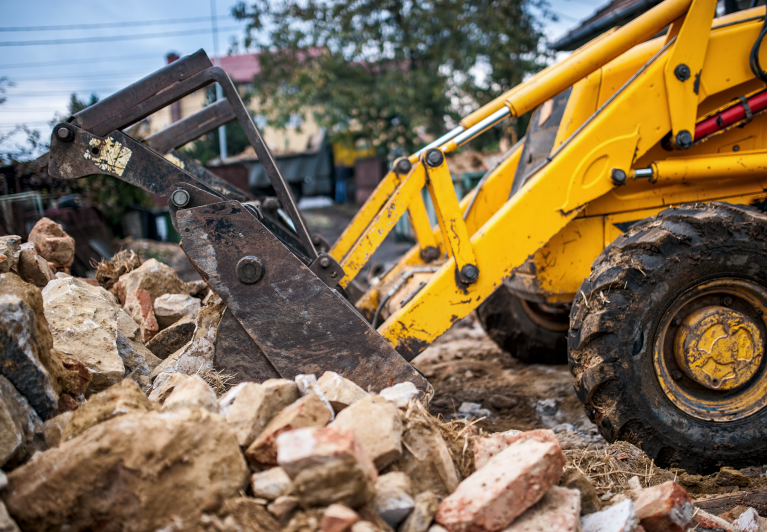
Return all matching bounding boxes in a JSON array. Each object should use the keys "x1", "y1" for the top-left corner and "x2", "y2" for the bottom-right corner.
[
  {"x1": 568, "y1": 202, "x2": 767, "y2": 473},
  {"x1": 477, "y1": 285, "x2": 569, "y2": 365}
]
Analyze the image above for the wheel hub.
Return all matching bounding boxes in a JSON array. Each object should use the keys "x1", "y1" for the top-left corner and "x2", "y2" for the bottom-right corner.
[{"x1": 674, "y1": 306, "x2": 763, "y2": 391}]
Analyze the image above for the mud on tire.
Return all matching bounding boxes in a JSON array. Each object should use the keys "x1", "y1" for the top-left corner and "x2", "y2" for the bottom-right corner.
[
  {"x1": 569, "y1": 202, "x2": 767, "y2": 473},
  {"x1": 477, "y1": 285, "x2": 569, "y2": 365}
]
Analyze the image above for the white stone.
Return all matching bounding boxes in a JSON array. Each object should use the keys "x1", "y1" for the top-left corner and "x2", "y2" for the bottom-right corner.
[
  {"x1": 331, "y1": 394, "x2": 402, "y2": 470},
  {"x1": 161, "y1": 375, "x2": 217, "y2": 412},
  {"x1": 251, "y1": 467, "x2": 292, "y2": 500},
  {"x1": 317, "y1": 371, "x2": 368, "y2": 413},
  {"x1": 379, "y1": 382, "x2": 418, "y2": 407},
  {"x1": 504, "y1": 486, "x2": 581, "y2": 532},
  {"x1": 373, "y1": 472, "x2": 415, "y2": 527},
  {"x1": 153, "y1": 293, "x2": 201, "y2": 329},
  {"x1": 295, "y1": 374, "x2": 335, "y2": 421},
  {"x1": 581, "y1": 500, "x2": 638, "y2": 532}
]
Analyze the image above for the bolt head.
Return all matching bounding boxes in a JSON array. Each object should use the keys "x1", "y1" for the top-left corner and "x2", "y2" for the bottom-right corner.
[
  {"x1": 394, "y1": 158, "x2": 412, "y2": 175},
  {"x1": 56, "y1": 127, "x2": 71, "y2": 141},
  {"x1": 611, "y1": 168, "x2": 627, "y2": 186},
  {"x1": 672, "y1": 370, "x2": 684, "y2": 381},
  {"x1": 723, "y1": 296, "x2": 733, "y2": 306},
  {"x1": 676, "y1": 130, "x2": 693, "y2": 149},
  {"x1": 237, "y1": 256, "x2": 264, "y2": 284},
  {"x1": 421, "y1": 246, "x2": 440, "y2": 263},
  {"x1": 171, "y1": 189, "x2": 191, "y2": 208},
  {"x1": 460, "y1": 264, "x2": 479, "y2": 284},
  {"x1": 319, "y1": 257, "x2": 330, "y2": 268},
  {"x1": 425, "y1": 149, "x2": 444, "y2": 168},
  {"x1": 674, "y1": 63, "x2": 691, "y2": 82}
]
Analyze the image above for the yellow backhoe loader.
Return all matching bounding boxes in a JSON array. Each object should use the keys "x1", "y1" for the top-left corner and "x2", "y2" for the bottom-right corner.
[{"x1": 46, "y1": 0, "x2": 767, "y2": 473}]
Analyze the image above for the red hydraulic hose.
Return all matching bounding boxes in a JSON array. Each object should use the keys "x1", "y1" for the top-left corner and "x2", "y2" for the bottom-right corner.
[{"x1": 695, "y1": 91, "x2": 767, "y2": 139}]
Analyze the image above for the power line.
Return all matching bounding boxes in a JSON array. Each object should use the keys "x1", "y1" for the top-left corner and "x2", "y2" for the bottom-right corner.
[
  {"x1": 0, "y1": 25, "x2": 242, "y2": 47},
  {"x1": 8, "y1": 70, "x2": 154, "y2": 82},
  {"x1": 0, "y1": 53, "x2": 161, "y2": 69},
  {"x1": 0, "y1": 15, "x2": 230, "y2": 32}
]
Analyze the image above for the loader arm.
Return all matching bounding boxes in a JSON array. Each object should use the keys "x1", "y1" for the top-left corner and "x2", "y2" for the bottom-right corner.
[{"x1": 46, "y1": 50, "x2": 430, "y2": 394}]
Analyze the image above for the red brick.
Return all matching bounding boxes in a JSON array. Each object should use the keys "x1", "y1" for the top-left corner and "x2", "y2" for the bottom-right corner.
[
  {"x1": 436, "y1": 429, "x2": 565, "y2": 532},
  {"x1": 633, "y1": 481, "x2": 693, "y2": 532},
  {"x1": 322, "y1": 504, "x2": 360, "y2": 532}
]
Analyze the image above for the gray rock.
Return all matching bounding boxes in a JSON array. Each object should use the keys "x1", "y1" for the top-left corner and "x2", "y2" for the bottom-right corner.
[
  {"x1": 0, "y1": 236, "x2": 21, "y2": 273},
  {"x1": 0, "y1": 375, "x2": 45, "y2": 469},
  {"x1": 153, "y1": 293, "x2": 201, "y2": 329}
]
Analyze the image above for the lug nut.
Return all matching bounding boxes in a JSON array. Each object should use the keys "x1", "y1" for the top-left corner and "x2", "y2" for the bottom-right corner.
[
  {"x1": 237, "y1": 256, "x2": 265, "y2": 284},
  {"x1": 723, "y1": 296, "x2": 733, "y2": 306},
  {"x1": 460, "y1": 264, "x2": 479, "y2": 284},
  {"x1": 611, "y1": 168, "x2": 627, "y2": 186},
  {"x1": 425, "y1": 149, "x2": 444, "y2": 168},
  {"x1": 675, "y1": 130, "x2": 693, "y2": 149},
  {"x1": 673, "y1": 317, "x2": 682, "y2": 326},
  {"x1": 170, "y1": 189, "x2": 191, "y2": 208},
  {"x1": 672, "y1": 370, "x2": 683, "y2": 381}
]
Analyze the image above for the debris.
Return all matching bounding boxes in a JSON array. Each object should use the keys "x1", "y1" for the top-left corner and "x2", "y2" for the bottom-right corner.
[
  {"x1": 0, "y1": 236, "x2": 21, "y2": 273},
  {"x1": 401, "y1": 491, "x2": 439, "y2": 532},
  {"x1": 61, "y1": 379, "x2": 152, "y2": 441},
  {"x1": 276, "y1": 425, "x2": 378, "y2": 509},
  {"x1": 632, "y1": 481, "x2": 692, "y2": 532},
  {"x1": 473, "y1": 429, "x2": 523, "y2": 470},
  {"x1": 380, "y1": 381, "x2": 419, "y2": 407},
  {"x1": 43, "y1": 277, "x2": 161, "y2": 393},
  {"x1": 0, "y1": 273, "x2": 63, "y2": 419},
  {"x1": 268, "y1": 495, "x2": 301, "y2": 520},
  {"x1": 251, "y1": 467, "x2": 293, "y2": 500},
  {"x1": 194, "y1": 366, "x2": 234, "y2": 397},
  {"x1": 153, "y1": 293, "x2": 201, "y2": 329},
  {"x1": 115, "y1": 257, "x2": 190, "y2": 305},
  {"x1": 318, "y1": 371, "x2": 368, "y2": 413},
  {"x1": 689, "y1": 508, "x2": 738, "y2": 531},
  {"x1": 732, "y1": 507, "x2": 765, "y2": 532},
  {"x1": 296, "y1": 373, "x2": 336, "y2": 420},
  {"x1": 372, "y1": 471, "x2": 415, "y2": 527},
  {"x1": 3, "y1": 408, "x2": 248, "y2": 532},
  {"x1": 124, "y1": 288, "x2": 159, "y2": 343},
  {"x1": 0, "y1": 502, "x2": 20, "y2": 532},
  {"x1": 717, "y1": 467, "x2": 752, "y2": 488},
  {"x1": 322, "y1": 504, "x2": 360, "y2": 532},
  {"x1": 215, "y1": 497, "x2": 280, "y2": 532},
  {"x1": 28, "y1": 217, "x2": 75, "y2": 270},
  {"x1": 396, "y1": 404, "x2": 461, "y2": 497},
  {"x1": 0, "y1": 375, "x2": 45, "y2": 469},
  {"x1": 435, "y1": 429, "x2": 565, "y2": 532},
  {"x1": 42, "y1": 410, "x2": 72, "y2": 448},
  {"x1": 504, "y1": 486, "x2": 581, "y2": 532},
  {"x1": 161, "y1": 374, "x2": 217, "y2": 412},
  {"x1": 331, "y1": 394, "x2": 402, "y2": 470},
  {"x1": 560, "y1": 468, "x2": 602, "y2": 515},
  {"x1": 218, "y1": 379, "x2": 299, "y2": 447},
  {"x1": 52, "y1": 349, "x2": 92, "y2": 397},
  {"x1": 187, "y1": 279, "x2": 209, "y2": 298},
  {"x1": 581, "y1": 500, "x2": 638, "y2": 532},
  {"x1": 145, "y1": 315, "x2": 195, "y2": 359},
  {"x1": 17, "y1": 247, "x2": 55, "y2": 287},
  {"x1": 94, "y1": 249, "x2": 142, "y2": 291},
  {"x1": 245, "y1": 393, "x2": 333, "y2": 467},
  {"x1": 148, "y1": 372, "x2": 189, "y2": 404}
]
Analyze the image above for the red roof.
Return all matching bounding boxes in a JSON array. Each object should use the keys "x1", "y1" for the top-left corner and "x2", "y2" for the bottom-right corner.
[{"x1": 218, "y1": 54, "x2": 261, "y2": 83}]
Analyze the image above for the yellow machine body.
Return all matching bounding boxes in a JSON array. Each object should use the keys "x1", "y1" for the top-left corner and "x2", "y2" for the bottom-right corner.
[{"x1": 329, "y1": 0, "x2": 767, "y2": 360}]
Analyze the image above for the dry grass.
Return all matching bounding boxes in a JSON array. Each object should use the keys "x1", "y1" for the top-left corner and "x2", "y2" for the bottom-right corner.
[
  {"x1": 93, "y1": 249, "x2": 142, "y2": 290},
  {"x1": 564, "y1": 440, "x2": 675, "y2": 497},
  {"x1": 195, "y1": 366, "x2": 235, "y2": 397}
]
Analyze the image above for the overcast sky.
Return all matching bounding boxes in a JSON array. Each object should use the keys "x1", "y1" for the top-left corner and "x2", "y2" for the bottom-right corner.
[{"x1": 0, "y1": 0, "x2": 603, "y2": 150}]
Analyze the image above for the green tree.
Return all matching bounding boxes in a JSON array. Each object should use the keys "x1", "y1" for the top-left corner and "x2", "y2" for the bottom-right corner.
[{"x1": 232, "y1": 0, "x2": 549, "y2": 154}]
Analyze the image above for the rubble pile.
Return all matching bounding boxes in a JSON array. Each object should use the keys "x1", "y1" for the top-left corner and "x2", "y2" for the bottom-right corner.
[{"x1": 0, "y1": 219, "x2": 764, "y2": 532}]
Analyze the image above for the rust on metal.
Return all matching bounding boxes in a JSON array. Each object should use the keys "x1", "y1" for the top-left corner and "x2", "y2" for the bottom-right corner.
[{"x1": 178, "y1": 200, "x2": 431, "y2": 393}]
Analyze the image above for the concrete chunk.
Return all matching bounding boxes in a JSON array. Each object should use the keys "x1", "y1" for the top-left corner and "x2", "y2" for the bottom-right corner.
[
  {"x1": 148, "y1": 372, "x2": 190, "y2": 404},
  {"x1": 436, "y1": 429, "x2": 565, "y2": 532},
  {"x1": 267, "y1": 495, "x2": 300, "y2": 521},
  {"x1": 581, "y1": 500, "x2": 638, "y2": 532},
  {"x1": 43, "y1": 411, "x2": 73, "y2": 448},
  {"x1": 295, "y1": 373, "x2": 335, "y2": 420},
  {"x1": 115, "y1": 258, "x2": 189, "y2": 305},
  {"x1": 503, "y1": 486, "x2": 581, "y2": 532},
  {"x1": 0, "y1": 501, "x2": 20, "y2": 532},
  {"x1": 0, "y1": 375, "x2": 45, "y2": 469},
  {"x1": 245, "y1": 394, "x2": 333, "y2": 467},
  {"x1": 474, "y1": 429, "x2": 555, "y2": 471},
  {"x1": 145, "y1": 315, "x2": 195, "y2": 359},
  {"x1": 0, "y1": 236, "x2": 21, "y2": 273},
  {"x1": 396, "y1": 414, "x2": 460, "y2": 497},
  {"x1": 124, "y1": 288, "x2": 159, "y2": 343},
  {"x1": 318, "y1": 371, "x2": 368, "y2": 413},
  {"x1": 251, "y1": 467, "x2": 293, "y2": 500},
  {"x1": 153, "y1": 293, "x2": 201, "y2": 329},
  {"x1": 331, "y1": 394, "x2": 402, "y2": 470},
  {"x1": 632, "y1": 481, "x2": 692, "y2": 532},
  {"x1": 18, "y1": 247, "x2": 55, "y2": 287},
  {"x1": 380, "y1": 382, "x2": 418, "y2": 407},
  {"x1": 276, "y1": 425, "x2": 378, "y2": 509},
  {"x1": 161, "y1": 375, "x2": 217, "y2": 412},
  {"x1": 732, "y1": 508, "x2": 765, "y2": 532},
  {"x1": 219, "y1": 379, "x2": 299, "y2": 447},
  {"x1": 28, "y1": 217, "x2": 74, "y2": 269},
  {"x1": 401, "y1": 491, "x2": 439, "y2": 532},
  {"x1": 373, "y1": 472, "x2": 415, "y2": 527},
  {"x1": 321, "y1": 504, "x2": 360, "y2": 532}
]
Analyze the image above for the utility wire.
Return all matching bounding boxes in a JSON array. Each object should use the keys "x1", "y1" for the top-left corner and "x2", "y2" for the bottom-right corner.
[
  {"x1": 0, "y1": 26, "x2": 242, "y2": 47},
  {"x1": 0, "y1": 53, "x2": 160, "y2": 69},
  {"x1": 0, "y1": 15, "x2": 228, "y2": 32}
]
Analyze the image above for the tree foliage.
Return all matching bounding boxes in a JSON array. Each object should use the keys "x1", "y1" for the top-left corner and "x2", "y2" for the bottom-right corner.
[{"x1": 232, "y1": 0, "x2": 550, "y2": 154}]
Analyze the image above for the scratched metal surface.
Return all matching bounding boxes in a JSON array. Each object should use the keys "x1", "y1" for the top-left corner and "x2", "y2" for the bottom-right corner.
[
  {"x1": 215, "y1": 308, "x2": 281, "y2": 384},
  {"x1": 178, "y1": 201, "x2": 432, "y2": 393}
]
